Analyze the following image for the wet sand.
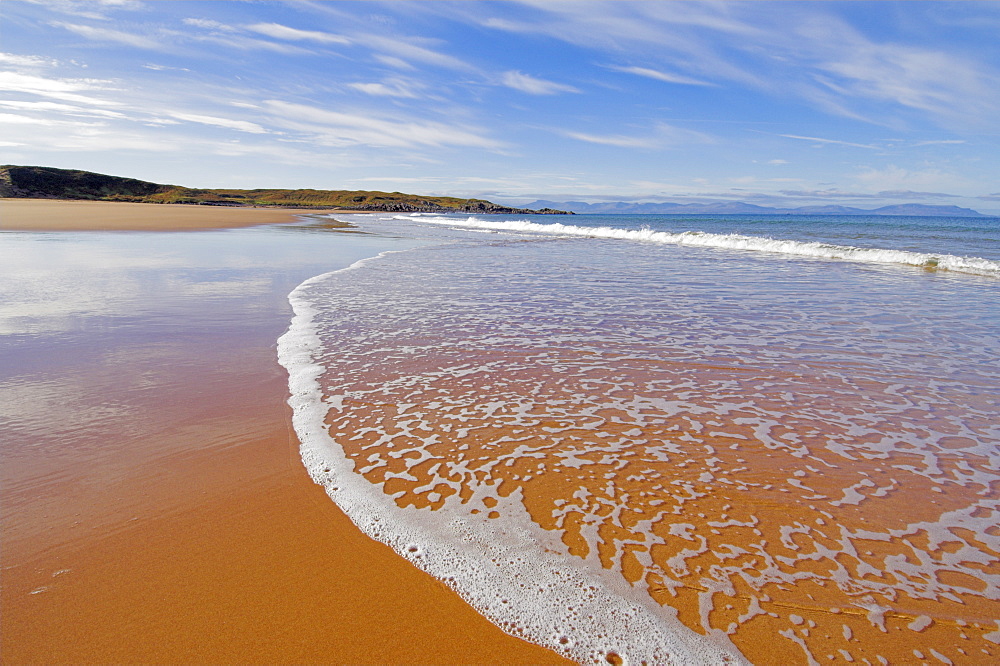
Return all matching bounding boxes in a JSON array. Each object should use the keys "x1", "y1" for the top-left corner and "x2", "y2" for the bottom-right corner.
[
  {"x1": 1, "y1": 198, "x2": 353, "y2": 231},
  {"x1": 0, "y1": 202, "x2": 564, "y2": 664},
  {"x1": 291, "y1": 230, "x2": 1000, "y2": 664}
]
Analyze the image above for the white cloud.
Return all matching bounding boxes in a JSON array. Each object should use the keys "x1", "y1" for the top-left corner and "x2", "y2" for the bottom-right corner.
[
  {"x1": 565, "y1": 130, "x2": 650, "y2": 149},
  {"x1": 186, "y1": 32, "x2": 310, "y2": 55},
  {"x1": 564, "y1": 122, "x2": 711, "y2": 149},
  {"x1": 347, "y1": 79, "x2": 421, "y2": 98},
  {"x1": 263, "y1": 99, "x2": 501, "y2": 149},
  {"x1": 176, "y1": 19, "x2": 311, "y2": 54},
  {"x1": 182, "y1": 18, "x2": 234, "y2": 31},
  {"x1": 0, "y1": 112, "x2": 101, "y2": 127},
  {"x1": 609, "y1": 65, "x2": 715, "y2": 87},
  {"x1": 53, "y1": 21, "x2": 162, "y2": 50},
  {"x1": 477, "y1": 2, "x2": 768, "y2": 88},
  {"x1": 0, "y1": 71, "x2": 122, "y2": 107},
  {"x1": 0, "y1": 99, "x2": 125, "y2": 118},
  {"x1": 852, "y1": 165, "x2": 965, "y2": 192},
  {"x1": 373, "y1": 54, "x2": 415, "y2": 70},
  {"x1": 142, "y1": 63, "x2": 190, "y2": 72},
  {"x1": 501, "y1": 70, "x2": 579, "y2": 95},
  {"x1": 361, "y1": 35, "x2": 473, "y2": 72},
  {"x1": 913, "y1": 139, "x2": 966, "y2": 147},
  {"x1": 18, "y1": 0, "x2": 144, "y2": 21},
  {"x1": 812, "y1": 36, "x2": 999, "y2": 129},
  {"x1": 476, "y1": 2, "x2": 1000, "y2": 131},
  {"x1": 245, "y1": 23, "x2": 349, "y2": 45},
  {"x1": 169, "y1": 112, "x2": 267, "y2": 134},
  {"x1": 0, "y1": 53, "x2": 60, "y2": 69},
  {"x1": 776, "y1": 187, "x2": 959, "y2": 201},
  {"x1": 779, "y1": 134, "x2": 877, "y2": 149}
]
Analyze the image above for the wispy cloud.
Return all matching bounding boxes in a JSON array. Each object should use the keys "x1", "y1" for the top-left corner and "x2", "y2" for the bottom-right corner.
[
  {"x1": 245, "y1": 23, "x2": 349, "y2": 45},
  {"x1": 779, "y1": 133, "x2": 877, "y2": 149},
  {"x1": 501, "y1": 70, "x2": 578, "y2": 95},
  {"x1": 0, "y1": 52, "x2": 60, "y2": 69},
  {"x1": 808, "y1": 25, "x2": 1000, "y2": 129},
  {"x1": 913, "y1": 139, "x2": 966, "y2": 147},
  {"x1": 175, "y1": 18, "x2": 314, "y2": 54},
  {"x1": 852, "y1": 165, "x2": 966, "y2": 192},
  {"x1": 474, "y1": 2, "x2": 1000, "y2": 131},
  {"x1": 361, "y1": 35, "x2": 474, "y2": 72},
  {"x1": 181, "y1": 18, "x2": 233, "y2": 31},
  {"x1": 608, "y1": 65, "x2": 715, "y2": 87},
  {"x1": 53, "y1": 21, "x2": 162, "y2": 50},
  {"x1": 565, "y1": 131, "x2": 651, "y2": 149},
  {"x1": 168, "y1": 112, "x2": 266, "y2": 134},
  {"x1": 19, "y1": 0, "x2": 144, "y2": 21},
  {"x1": 263, "y1": 99, "x2": 501, "y2": 149},
  {"x1": 347, "y1": 79, "x2": 422, "y2": 98},
  {"x1": 0, "y1": 71, "x2": 122, "y2": 106},
  {"x1": 0, "y1": 99, "x2": 125, "y2": 118},
  {"x1": 777, "y1": 188, "x2": 959, "y2": 200},
  {"x1": 372, "y1": 54, "x2": 415, "y2": 71},
  {"x1": 0, "y1": 112, "x2": 104, "y2": 128},
  {"x1": 564, "y1": 122, "x2": 711, "y2": 149},
  {"x1": 142, "y1": 63, "x2": 190, "y2": 72}
]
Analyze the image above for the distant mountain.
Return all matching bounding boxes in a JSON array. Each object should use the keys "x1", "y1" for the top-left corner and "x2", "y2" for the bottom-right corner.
[
  {"x1": 522, "y1": 199, "x2": 986, "y2": 217},
  {"x1": 0, "y1": 165, "x2": 568, "y2": 214}
]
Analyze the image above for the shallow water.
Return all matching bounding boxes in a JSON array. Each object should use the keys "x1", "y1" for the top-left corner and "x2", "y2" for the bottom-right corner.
[
  {"x1": 280, "y1": 212, "x2": 1000, "y2": 664},
  {"x1": 0, "y1": 219, "x2": 424, "y2": 552}
]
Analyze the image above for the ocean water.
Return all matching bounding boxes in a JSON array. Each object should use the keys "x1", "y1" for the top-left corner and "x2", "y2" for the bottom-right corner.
[{"x1": 278, "y1": 213, "x2": 1000, "y2": 664}]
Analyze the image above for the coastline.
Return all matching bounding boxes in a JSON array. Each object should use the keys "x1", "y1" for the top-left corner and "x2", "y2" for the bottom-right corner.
[
  {"x1": 0, "y1": 201, "x2": 564, "y2": 664},
  {"x1": 0, "y1": 198, "x2": 364, "y2": 231}
]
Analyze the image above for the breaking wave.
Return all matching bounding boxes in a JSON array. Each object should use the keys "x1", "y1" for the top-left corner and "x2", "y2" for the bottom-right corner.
[{"x1": 408, "y1": 215, "x2": 1000, "y2": 277}]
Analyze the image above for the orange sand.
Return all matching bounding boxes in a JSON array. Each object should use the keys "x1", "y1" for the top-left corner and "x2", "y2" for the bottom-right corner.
[
  {"x1": 0, "y1": 203, "x2": 565, "y2": 664},
  {"x1": 0, "y1": 198, "x2": 356, "y2": 231},
  {"x1": 1, "y1": 408, "x2": 564, "y2": 664},
  {"x1": 317, "y1": 320, "x2": 1000, "y2": 664}
]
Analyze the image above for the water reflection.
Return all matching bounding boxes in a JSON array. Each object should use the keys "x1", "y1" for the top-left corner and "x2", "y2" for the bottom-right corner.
[
  {"x1": 0, "y1": 219, "x2": 426, "y2": 555},
  {"x1": 0, "y1": 218, "x2": 408, "y2": 337}
]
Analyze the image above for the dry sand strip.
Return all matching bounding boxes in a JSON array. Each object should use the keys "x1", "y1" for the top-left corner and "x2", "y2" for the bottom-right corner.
[{"x1": 0, "y1": 198, "x2": 350, "y2": 231}]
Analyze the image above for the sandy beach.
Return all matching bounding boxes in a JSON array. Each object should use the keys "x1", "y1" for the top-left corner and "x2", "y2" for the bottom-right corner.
[
  {"x1": 0, "y1": 200, "x2": 564, "y2": 664},
  {"x1": 1, "y1": 198, "x2": 348, "y2": 231}
]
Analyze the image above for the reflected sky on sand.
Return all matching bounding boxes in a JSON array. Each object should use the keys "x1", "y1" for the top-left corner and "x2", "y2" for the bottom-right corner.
[
  {"x1": 0, "y1": 217, "x2": 422, "y2": 555},
  {"x1": 0, "y1": 217, "x2": 399, "y2": 337}
]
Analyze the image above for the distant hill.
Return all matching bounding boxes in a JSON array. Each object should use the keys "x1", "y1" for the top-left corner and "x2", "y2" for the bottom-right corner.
[
  {"x1": 0, "y1": 165, "x2": 568, "y2": 215},
  {"x1": 523, "y1": 199, "x2": 986, "y2": 217}
]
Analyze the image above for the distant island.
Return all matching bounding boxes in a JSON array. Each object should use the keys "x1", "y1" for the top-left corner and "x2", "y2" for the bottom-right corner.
[
  {"x1": 522, "y1": 199, "x2": 986, "y2": 217},
  {"x1": 0, "y1": 165, "x2": 569, "y2": 215}
]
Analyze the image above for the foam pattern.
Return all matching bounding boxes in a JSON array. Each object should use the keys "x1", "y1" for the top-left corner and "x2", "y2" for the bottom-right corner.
[{"x1": 279, "y1": 224, "x2": 1000, "y2": 664}]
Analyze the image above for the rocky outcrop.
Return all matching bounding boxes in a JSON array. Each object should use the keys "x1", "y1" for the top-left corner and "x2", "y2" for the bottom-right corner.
[
  {"x1": 457, "y1": 200, "x2": 570, "y2": 215},
  {"x1": 348, "y1": 200, "x2": 570, "y2": 214}
]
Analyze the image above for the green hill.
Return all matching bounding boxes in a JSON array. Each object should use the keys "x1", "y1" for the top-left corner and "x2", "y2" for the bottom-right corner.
[{"x1": 0, "y1": 165, "x2": 568, "y2": 214}]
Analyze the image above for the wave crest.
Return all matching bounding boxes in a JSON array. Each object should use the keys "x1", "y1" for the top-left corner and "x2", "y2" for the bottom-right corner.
[{"x1": 411, "y1": 215, "x2": 1000, "y2": 277}]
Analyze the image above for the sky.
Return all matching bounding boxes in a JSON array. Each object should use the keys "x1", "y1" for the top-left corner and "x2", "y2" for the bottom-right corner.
[{"x1": 2, "y1": 0, "x2": 999, "y2": 212}]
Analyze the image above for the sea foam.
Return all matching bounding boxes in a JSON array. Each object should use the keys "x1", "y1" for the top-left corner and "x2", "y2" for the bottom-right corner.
[
  {"x1": 279, "y1": 216, "x2": 1000, "y2": 664},
  {"x1": 277, "y1": 251, "x2": 749, "y2": 665},
  {"x1": 408, "y1": 215, "x2": 1000, "y2": 277}
]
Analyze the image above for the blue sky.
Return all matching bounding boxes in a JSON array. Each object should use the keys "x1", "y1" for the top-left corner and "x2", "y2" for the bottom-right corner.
[{"x1": 2, "y1": 1, "x2": 999, "y2": 212}]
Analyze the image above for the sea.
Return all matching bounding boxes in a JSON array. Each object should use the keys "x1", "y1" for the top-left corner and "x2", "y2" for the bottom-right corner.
[{"x1": 277, "y1": 212, "x2": 1000, "y2": 665}]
